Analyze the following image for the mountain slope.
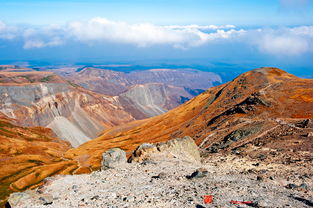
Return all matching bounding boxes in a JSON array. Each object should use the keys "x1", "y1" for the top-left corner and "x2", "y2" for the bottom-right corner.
[
  {"x1": 118, "y1": 83, "x2": 200, "y2": 119},
  {"x1": 0, "y1": 71, "x2": 135, "y2": 147},
  {"x1": 65, "y1": 67, "x2": 313, "y2": 169},
  {"x1": 0, "y1": 113, "x2": 73, "y2": 207}
]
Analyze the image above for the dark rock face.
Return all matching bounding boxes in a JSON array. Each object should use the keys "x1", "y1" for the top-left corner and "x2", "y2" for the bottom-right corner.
[
  {"x1": 207, "y1": 124, "x2": 262, "y2": 153},
  {"x1": 101, "y1": 148, "x2": 127, "y2": 169}
]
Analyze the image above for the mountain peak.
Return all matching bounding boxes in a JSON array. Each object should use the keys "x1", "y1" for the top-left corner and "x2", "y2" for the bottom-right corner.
[{"x1": 240, "y1": 67, "x2": 296, "y2": 83}]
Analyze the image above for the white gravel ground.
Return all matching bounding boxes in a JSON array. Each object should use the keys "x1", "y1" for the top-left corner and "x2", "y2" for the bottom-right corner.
[{"x1": 8, "y1": 153, "x2": 313, "y2": 208}]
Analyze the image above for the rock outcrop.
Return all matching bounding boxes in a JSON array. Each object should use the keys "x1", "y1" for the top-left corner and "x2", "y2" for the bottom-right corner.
[
  {"x1": 101, "y1": 148, "x2": 127, "y2": 170},
  {"x1": 129, "y1": 136, "x2": 201, "y2": 163}
]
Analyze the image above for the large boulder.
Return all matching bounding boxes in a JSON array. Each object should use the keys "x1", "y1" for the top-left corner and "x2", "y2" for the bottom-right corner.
[
  {"x1": 101, "y1": 148, "x2": 127, "y2": 169},
  {"x1": 129, "y1": 136, "x2": 201, "y2": 163},
  {"x1": 7, "y1": 192, "x2": 31, "y2": 207}
]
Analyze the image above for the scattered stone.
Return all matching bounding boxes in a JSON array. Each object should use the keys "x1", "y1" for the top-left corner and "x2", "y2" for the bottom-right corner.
[
  {"x1": 7, "y1": 152, "x2": 312, "y2": 208},
  {"x1": 90, "y1": 195, "x2": 99, "y2": 200},
  {"x1": 286, "y1": 184, "x2": 298, "y2": 189},
  {"x1": 101, "y1": 148, "x2": 126, "y2": 169},
  {"x1": 186, "y1": 168, "x2": 208, "y2": 179},
  {"x1": 299, "y1": 183, "x2": 309, "y2": 190},
  {"x1": 258, "y1": 154, "x2": 267, "y2": 160},
  {"x1": 38, "y1": 194, "x2": 53, "y2": 205},
  {"x1": 151, "y1": 172, "x2": 167, "y2": 179}
]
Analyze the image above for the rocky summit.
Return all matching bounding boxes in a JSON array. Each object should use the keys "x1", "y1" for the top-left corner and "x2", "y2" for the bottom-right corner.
[{"x1": 7, "y1": 137, "x2": 313, "y2": 208}]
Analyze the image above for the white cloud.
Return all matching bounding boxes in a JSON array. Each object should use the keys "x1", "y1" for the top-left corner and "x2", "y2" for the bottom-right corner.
[
  {"x1": 0, "y1": 21, "x2": 18, "y2": 39},
  {"x1": 22, "y1": 25, "x2": 65, "y2": 49},
  {"x1": 23, "y1": 37, "x2": 63, "y2": 49},
  {"x1": 259, "y1": 34, "x2": 310, "y2": 56},
  {"x1": 0, "y1": 18, "x2": 312, "y2": 57},
  {"x1": 253, "y1": 27, "x2": 313, "y2": 56},
  {"x1": 164, "y1": 24, "x2": 236, "y2": 30},
  {"x1": 66, "y1": 18, "x2": 241, "y2": 48}
]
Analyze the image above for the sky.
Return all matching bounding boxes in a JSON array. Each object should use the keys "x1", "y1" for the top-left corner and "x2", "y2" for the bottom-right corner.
[{"x1": 0, "y1": 0, "x2": 312, "y2": 75}]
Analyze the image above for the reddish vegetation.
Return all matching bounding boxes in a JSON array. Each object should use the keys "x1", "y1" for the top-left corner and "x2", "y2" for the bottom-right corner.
[
  {"x1": 0, "y1": 113, "x2": 73, "y2": 206},
  {"x1": 1, "y1": 67, "x2": 313, "y2": 205}
]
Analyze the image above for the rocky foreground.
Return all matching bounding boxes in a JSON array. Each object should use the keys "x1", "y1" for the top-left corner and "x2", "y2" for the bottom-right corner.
[{"x1": 7, "y1": 137, "x2": 313, "y2": 208}]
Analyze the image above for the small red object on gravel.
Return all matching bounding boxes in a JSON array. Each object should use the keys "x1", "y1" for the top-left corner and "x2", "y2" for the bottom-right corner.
[
  {"x1": 230, "y1": 200, "x2": 253, "y2": 205},
  {"x1": 203, "y1": 195, "x2": 213, "y2": 204}
]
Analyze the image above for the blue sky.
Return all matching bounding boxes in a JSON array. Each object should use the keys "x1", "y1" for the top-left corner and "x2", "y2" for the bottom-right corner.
[
  {"x1": 0, "y1": 0, "x2": 312, "y2": 76},
  {"x1": 1, "y1": 0, "x2": 312, "y2": 26}
]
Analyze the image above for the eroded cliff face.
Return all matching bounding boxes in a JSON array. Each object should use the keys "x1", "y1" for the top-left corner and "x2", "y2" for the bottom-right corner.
[
  {"x1": 0, "y1": 72, "x2": 135, "y2": 147},
  {"x1": 118, "y1": 83, "x2": 200, "y2": 119}
]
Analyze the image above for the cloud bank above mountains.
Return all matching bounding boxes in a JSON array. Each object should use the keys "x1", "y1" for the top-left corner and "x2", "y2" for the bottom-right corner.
[{"x1": 0, "y1": 17, "x2": 312, "y2": 57}]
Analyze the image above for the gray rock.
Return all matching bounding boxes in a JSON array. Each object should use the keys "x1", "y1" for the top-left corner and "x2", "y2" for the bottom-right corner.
[
  {"x1": 8, "y1": 192, "x2": 31, "y2": 207},
  {"x1": 101, "y1": 148, "x2": 127, "y2": 169},
  {"x1": 186, "y1": 168, "x2": 208, "y2": 179},
  {"x1": 129, "y1": 136, "x2": 201, "y2": 163},
  {"x1": 151, "y1": 172, "x2": 167, "y2": 179},
  {"x1": 128, "y1": 143, "x2": 158, "y2": 163},
  {"x1": 38, "y1": 194, "x2": 53, "y2": 205}
]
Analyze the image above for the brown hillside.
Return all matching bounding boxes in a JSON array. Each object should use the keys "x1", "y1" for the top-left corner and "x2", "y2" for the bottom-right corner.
[
  {"x1": 65, "y1": 67, "x2": 313, "y2": 169},
  {"x1": 0, "y1": 113, "x2": 74, "y2": 206}
]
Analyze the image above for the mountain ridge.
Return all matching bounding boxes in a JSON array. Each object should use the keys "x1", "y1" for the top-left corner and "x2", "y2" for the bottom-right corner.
[{"x1": 65, "y1": 67, "x2": 313, "y2": 169}]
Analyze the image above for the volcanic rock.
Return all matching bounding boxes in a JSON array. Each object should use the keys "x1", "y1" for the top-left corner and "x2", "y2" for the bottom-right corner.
[
  {"x1": 101, "y1": 148, "x2": 127, "y2": 169},
  {"x1": 129, "y1": 136, "x2": 201, "y2": 163}
]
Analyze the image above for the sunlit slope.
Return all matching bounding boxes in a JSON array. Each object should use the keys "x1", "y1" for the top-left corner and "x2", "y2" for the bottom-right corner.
[{"x1": 66, "y1": 67, "x2": 313, "y2": 169}]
